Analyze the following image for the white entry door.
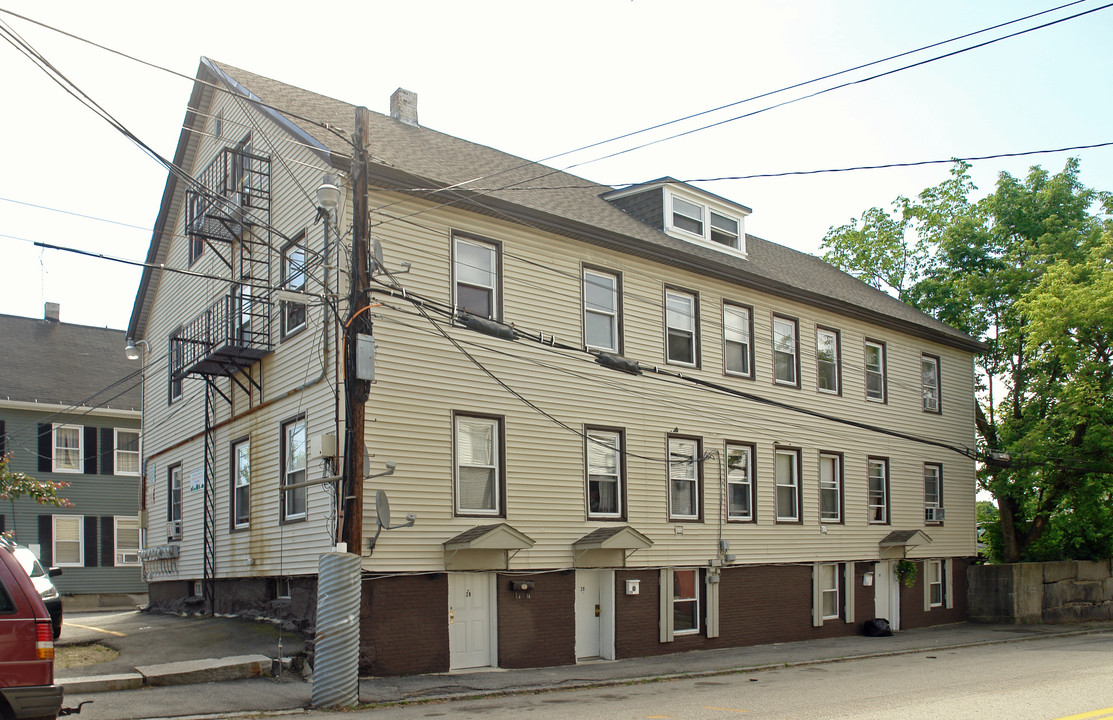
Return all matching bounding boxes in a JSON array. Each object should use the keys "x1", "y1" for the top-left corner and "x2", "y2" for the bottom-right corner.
[
  {"x1": 449, "y1": 573, "x2": 494, "y2": 670},
  {"x1": 874, "y1": 560, "x2": 901, "y2": 631},
  {"x1": 575, "y1": 570, "x2": 603, "y2": 660}
]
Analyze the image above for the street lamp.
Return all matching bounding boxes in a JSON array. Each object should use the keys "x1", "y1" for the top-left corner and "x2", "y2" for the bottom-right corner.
[{"x1": 124, "y1": 338, "x2": 150, "y2": 553}]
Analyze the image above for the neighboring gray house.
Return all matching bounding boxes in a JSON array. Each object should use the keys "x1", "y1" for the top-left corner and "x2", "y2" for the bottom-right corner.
[{"x1": 0, "y1": 307, "x2": 145, "y2": 601}]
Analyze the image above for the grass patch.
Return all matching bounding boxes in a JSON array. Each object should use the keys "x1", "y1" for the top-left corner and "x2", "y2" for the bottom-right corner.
[{"x1": 56, "y1": 642, "x2": 119, "y2": 669}]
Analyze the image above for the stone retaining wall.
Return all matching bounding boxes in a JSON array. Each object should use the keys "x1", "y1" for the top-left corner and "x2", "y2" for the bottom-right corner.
[{"x1": 967, "y1": 559, "x2": 1113, "y2": 623}]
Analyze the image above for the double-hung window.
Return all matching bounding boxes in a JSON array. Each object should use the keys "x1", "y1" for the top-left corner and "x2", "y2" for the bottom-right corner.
[
  {"x1": 168, "y1": 465, "x2": 182, "y2": 539},
  {"x1": 282, "y1": 418, "x2": 307, "y2": 522},
  {"x1": 819, "y1": 563, "x2": 839, "y2": 619},
  {"x1": 114, "y1": 517, "x2": 140, "y2": 565},
  {"x1": 666, "y1": 193, "x2": 745, "y2": 253},
  {"x1": 454, "y1": 235, "x2": 500, "y2": 319},
  {"x1": 819, "y1": 452, "x2": 842, "y2": 523},
  {"x1": 723, "y1": 303, "x2": 752, "y2": 377},
  {"x1": 52, "y1": 516, "x2": 83, "y2": 567},
  {"x1": 775, "y1": 447, "x2": 801, "y2": 522},
  {"x1": 709, "y1": 211, "x2": 740, "y2": 249},
  {"x1": 115, "y1": 429, "x2": 140, "y2": 475},
  {"x1": 665, "y1": 289, "x2": 698, "y2": 366},
  {"x1": 232, "y1": 438, "x2": 250, "y2": 529},
  {"x1": 865, "y1": 340, "x2": 886, "y2": 402},
  {"x1": 772, "y1": 316, "x2": 798, "y2": 386},
  {"x1": 586, "y1": 429, "x2": 623, "y2": 518},
  {"x1": 672, "y1": 569, "x2": 700, "y2": 635},
  {"x1": 583, "y1": 269, "x2": 620, "y2": 352},
  {"x1": 281, "y1": 234, "x2": 307, "y2": 337},
  {"x1": 921, "y1": 354, "x2": 941, "y2": 413},
  {"x1": 455, "y1": 414, "x2": 502, "y2": 516},
  {"x1": 816, "y1": 327, "x2": 840, "y2": 394},
  {"x1": 668, "y1": 436, "x2": 700, "y2": 520},
  {"x1": 52, "y1": 424, "x2": 82, "y2": 473},
  {"x1": 726, "y1": 443, "x2": 754, "y2": 521},
  {"x1": 169, "y1": 329, "x2": 183, "y2": 403},
  {"x1": 927, "y1": 559, "x2": 944, "y2": 607},
  {"x1": 671, "y1": 196, "x2": 704, "y2": 236},
  {"x1": 868, "y1": 457, "x2": 889, "y2": 524},
  {"x1": 924, "y1": 463, "x2": 943, "y2": 524}
]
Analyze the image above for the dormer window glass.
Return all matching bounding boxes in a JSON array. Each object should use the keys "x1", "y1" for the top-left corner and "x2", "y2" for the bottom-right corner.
[
  {"x1": 672, "y1": 197, "x2": 704, "y2": 235},
  {"x1": 666, "y1": 192, "x2": 745, "y2": 254}
]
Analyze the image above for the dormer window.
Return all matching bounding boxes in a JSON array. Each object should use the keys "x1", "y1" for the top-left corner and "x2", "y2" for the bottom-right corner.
[
  {"x1": 665, "y1": 192, "x2": 747, "y2": 255},
  {"x1": 602, "y1": 178, "x2": 750, "y2": 258}
]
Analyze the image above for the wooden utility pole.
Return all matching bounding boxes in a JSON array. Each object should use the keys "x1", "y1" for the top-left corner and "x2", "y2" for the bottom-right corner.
[{"x1": 341, "y1": 107, "x2": 372, "y2": 554}]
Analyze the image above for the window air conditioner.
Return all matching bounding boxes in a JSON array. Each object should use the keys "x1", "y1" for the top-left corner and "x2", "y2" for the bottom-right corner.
[
  {"x1": 117, "y1": 552, "x2": 140, "y2": 565},
  {"x1": 166, "y1": 520, "x2": 182, "y2": 540},
  {"x1": 925, "y1": 507, "x2": 945, "y2": 523}
]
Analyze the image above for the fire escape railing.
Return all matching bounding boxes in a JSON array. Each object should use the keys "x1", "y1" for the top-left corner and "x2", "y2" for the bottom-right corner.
[{"x1": 170, "y1": 292, "x2": 271, "y2": 381}]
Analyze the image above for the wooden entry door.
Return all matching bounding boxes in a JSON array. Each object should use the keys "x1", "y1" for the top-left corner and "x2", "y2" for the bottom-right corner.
[{"x1": 449, "y1": 573, "x2": 494, "y2": 670}]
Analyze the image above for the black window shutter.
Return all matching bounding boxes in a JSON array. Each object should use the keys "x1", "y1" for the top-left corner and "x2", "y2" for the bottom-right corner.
[
  {"x1": 84, "y1": 427, "x2": 98, "y2": 474},
  {"x1": 100, "y1": 428, "x2": 114, "y2": 475},
  {"x1": 37, "y1": 515, "x2": 53, "y2": 565},
  {"x1": 38, "y1": 424, "x2": 52, "y2": 472},
  {"x1": 0, "y1": 514, "x2": 6, "y2": 533},
  {"x1": 0, "y1": 419, "x2": 6, "y2": 456},
  {"x1": 83, "y1": 515, "x2": 98, "y2": 567},
  {"x1": 100, "y1": 516, "x2": 115, "y2": 567}
]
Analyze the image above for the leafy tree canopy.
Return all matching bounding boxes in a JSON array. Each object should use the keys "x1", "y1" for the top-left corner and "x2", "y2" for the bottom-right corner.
[{"x1": 822, "y1": 159, "x2": 1113, "y2": 563}]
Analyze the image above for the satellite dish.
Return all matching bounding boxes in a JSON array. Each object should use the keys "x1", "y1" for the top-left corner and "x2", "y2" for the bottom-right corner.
[{"x1": 375, "y1": 489, "x2": 391, "y2": 529}]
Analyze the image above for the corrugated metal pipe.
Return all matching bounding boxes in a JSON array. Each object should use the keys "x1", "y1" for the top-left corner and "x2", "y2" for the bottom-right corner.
[{"x1": 311, "y1": 551, "x2": 362, "y2": 708}]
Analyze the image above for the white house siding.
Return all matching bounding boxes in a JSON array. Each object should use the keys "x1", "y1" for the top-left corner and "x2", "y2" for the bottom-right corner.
[
  {"x1": 348, "y1": 192, "x2": 977, "y2": 573},
  {"x1": 141, "y1": 89, "x2": 348, "y2": 582}
]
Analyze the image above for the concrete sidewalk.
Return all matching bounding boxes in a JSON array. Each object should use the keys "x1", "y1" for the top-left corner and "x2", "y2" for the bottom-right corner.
[
  {"x1": 56, "y1": 614, "x2": 1113, "y2": 713},
  {"x1": 355, "y1": 621, "x2": 1113, "y2": 705}
]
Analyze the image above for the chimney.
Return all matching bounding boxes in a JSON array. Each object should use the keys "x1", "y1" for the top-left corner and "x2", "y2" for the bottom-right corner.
[
  {"x1": 390, "y1": 88, "x2": 419, "y2": 127},
  {"x1": 44, "y1": 302, "x2": 60, "y2": 322}
]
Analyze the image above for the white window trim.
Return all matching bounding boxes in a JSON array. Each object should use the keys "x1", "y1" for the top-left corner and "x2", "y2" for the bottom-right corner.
[
  {"x1": 816, "y1": 327, "x2": 840, "y2": 394},
  {"x1": 233, "y1": 439, "x2": 251, "y2": 529},
  {"x1": 168, "y1": 465, "x2": 183, "y2": 523},
  {"x1": 865, "y1": 340, "x2": 886, "y2": 403},
  {"x1": 52, "y1": 515, "x2": 83, "y2": 567},
  {"x1": 820, "y1": 563, "x2": 839, "y2": 619},
  {"x1": 922, "y1": 354, "x2": 941, "y2": 413},
  {"x1": 283, "y1": 419, "x2": 307, "y2": 522},
  {"x1": 282, "y1": 238, "x2": 308, "y2": 336},
  {"x1": 455, "y1": 415, "x2": 501, "y2": 516},
  {"x1": 114, "y1": 516, "x2": 141, "y2": 566},
  {"x1": 726, "y1": 443, "x2": 753, "y2": 521},
  {"x1": 114, "y1": 428, "x2": 141, "y2": 476},
  {"x1": 774, "y1": 448, "x2": 800, "y2": 522},
  {"x1": 772, "y1": 316, "x2": 798, "y2": 386},
  {"x1": 924, "y1": 463, "x2": 943, "y2": 524},
  {"x1": 52, "y1": 423, "x2": 83, "y2": 473},
  {"x1": 667, "y1": 437, "x2": 700, "y2": 520},
  {"x1": 723, "y1": 303, "x2": 752, "y2": 378},
  {"x1": 664, "y1": 192, "x2": 748, "y2": 258},
  {"x1": 819, "y1": 452, "x2": 841, "y2": 523},
  {"x1": 665, "y1": 289, "x2": 698, "y2": 367},
  {"x1": 925, "y1": 559, "x2": 944, "y2": 609},
  {"x1": 583, "y1": 269, "x2": 619, "y2": 353},
  {"x1": 868, "y1": 458, "x2": 889, "y2": 524},
  {"x1": 586, "y1": 430, "x2": 622, "y2": 519},
  {"x1": 672, "y1": 568, "x2": 701, "y2": 636}
]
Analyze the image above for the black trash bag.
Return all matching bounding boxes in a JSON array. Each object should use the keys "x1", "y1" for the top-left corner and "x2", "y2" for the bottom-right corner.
[{"x1": 862, "y1": 618, "x2": 893, "y2": 637}]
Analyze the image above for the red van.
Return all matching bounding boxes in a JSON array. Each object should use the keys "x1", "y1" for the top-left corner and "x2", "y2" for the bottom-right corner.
[{"x1": 0, "y1": 544, "x2": 63, "y2": 720}]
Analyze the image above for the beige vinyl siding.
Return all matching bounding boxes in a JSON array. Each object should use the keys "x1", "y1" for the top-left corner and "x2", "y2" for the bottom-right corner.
[
  {"x1": 141, "y1": 92, "x2": 976, "y2": 582},
  {"x1": 349, "y1": 191, "x2": 978, "y2": 572}
]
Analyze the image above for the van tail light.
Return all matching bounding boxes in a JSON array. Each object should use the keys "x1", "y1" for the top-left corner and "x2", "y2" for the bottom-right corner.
[{"x1": 36, "y1": 619, "x2": 54, "y2": 660}]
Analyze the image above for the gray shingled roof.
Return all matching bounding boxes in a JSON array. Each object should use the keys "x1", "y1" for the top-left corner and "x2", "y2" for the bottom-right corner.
[
  {"x1": 0, "y1": 314, "x2": 142, "y2": 411},
  {"x1": 130, "y1": 59, "x2": 982, "y2": 352}
]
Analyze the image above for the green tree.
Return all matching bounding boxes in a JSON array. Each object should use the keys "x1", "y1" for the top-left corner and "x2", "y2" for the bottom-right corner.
[
  {"x1": 822, "y1": 159, "x2": 1112, "y2": 563},
  {"x1": 0, "y1": 452, "x2": 72, "y2": 539}
]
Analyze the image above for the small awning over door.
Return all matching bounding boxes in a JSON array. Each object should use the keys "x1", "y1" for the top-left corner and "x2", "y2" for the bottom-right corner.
[
  {"x1": 443, "y1": 523, "x2": 535, "y2": 570},
  {"x1": 573, "y1": 526, "x2": 652, "y2": 568},
  {"x1": 878, "y1": 529, "x2": 933, "y2": 559}
]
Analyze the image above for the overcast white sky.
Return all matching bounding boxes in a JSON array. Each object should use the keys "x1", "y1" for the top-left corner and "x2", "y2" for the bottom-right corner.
[{"x1": 2, "y1": 0, "x2": 1110, "y2": 332}]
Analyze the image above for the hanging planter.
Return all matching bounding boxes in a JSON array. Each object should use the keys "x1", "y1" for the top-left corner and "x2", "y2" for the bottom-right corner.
[{"x1": 896, "y1": 559, "x2": 918, "y2": 588}]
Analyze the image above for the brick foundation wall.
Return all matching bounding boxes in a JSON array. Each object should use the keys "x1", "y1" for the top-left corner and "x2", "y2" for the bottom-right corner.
[
  {"x1": 361, "y1": 573, "x2": 449, "y2": 676},
  {"x1": 615, "y1": 563, "x2": 872, "y2": 660},
  {"x1": 146, "y1": 576, "x2": 317, "y2": 631},
  {"x1": 496, "y1": 571, "x2": 576, "y2": 668},
  {"x1": 900, "y1": 558, "x2": 971, "y2": 629}
]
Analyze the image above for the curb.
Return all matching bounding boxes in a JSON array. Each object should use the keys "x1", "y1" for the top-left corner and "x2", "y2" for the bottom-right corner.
[{"x1": 61, "y1": 654, "x2": 275, "y2": 694}]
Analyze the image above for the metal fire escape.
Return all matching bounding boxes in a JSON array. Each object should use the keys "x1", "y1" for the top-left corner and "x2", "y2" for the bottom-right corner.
[{"x1": 170, "y1": 140, "x2": 272, "y2": 613}]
